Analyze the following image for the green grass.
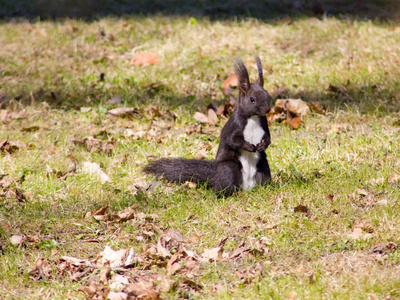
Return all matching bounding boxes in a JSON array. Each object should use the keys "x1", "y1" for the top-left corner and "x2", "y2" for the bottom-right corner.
[{"x1": 0, "y1": 15, "x2": 400, "y2": 299}]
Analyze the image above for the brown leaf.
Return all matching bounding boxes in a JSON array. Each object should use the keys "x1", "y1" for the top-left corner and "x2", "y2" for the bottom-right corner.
[
  {"x1": 97, "y1": 246, "x2": 137, "y2": 268},
  {"x1": 276, "y1": 98, "x2": 310, "y2": 117},
  {"x1": 349, "y1": 220, "x2": 373, "y2": 239},
  {"x1": 222, "y1": 74, "x2": 238, "y2": 95},
  {"x1": 9, "y1": 234, "x2": 25, "y2": 246},
  {"x1": 107, "y1": 291, "x2": 128, "y2": 300},
  {"x1": 288, "y1": 116, "x2": 302, "y2": 129},
  {"x1": 182, "y1": 257, "x2": 200, "y2": 278},
  {"x1": 125, "y1": 281, "x2": 160, "y2": 300},
  {"x1": 207, "y1": 108, "x2": 218, "y2": 124},
  {"x1": 372, "y1": 242, "x2": 397, "y2": 254},
  {"x1": 167, "y1": 254, "x2": 182, "y2": 276},
  {"x1": 107, "y1": 107, "x2": 138, "y2": 118},
  {"x1": 130, "y1": 53, "x2": 161, "y2": 67},
  {"x1": 80, "y1": 107, "x2": 92, "y2": 113},
  {"x1": 0, "y1": 139, "x2": 25, "y2": 154},
  {"x1": 61, "y1": 256, "x2": 93, "y2": 267},
  {"x1": 222, "y1": 74, "x2": 238, "y2": 90},
  {"x1": 200, "y1": 237, "x2": 227, "y2": 262},
  {"x1": 193, "y1": 112, "x2": 208, "y2": 123},
  {"x1": 308, "y1": 101, "x2": 326, "y2": 114},
  {"x1": 73, "y1": 136, "x2": 116, "y2": 155},
  {"x1": 99, "y1": 267, "x2": 111, "y2": 284},
  {"x1": 113, "y1": 205, "x2": 137, "y2": 222}
]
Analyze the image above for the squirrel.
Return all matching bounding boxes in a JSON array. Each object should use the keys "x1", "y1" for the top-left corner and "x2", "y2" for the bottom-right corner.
[{"x1": 144, "y1": 57, "x2": 272, "y2": 197}]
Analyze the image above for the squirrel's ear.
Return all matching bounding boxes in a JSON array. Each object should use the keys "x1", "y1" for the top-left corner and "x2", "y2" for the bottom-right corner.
[
  {"x1": 233, "y1": 58, "x2": 250, "y2": 97},
  {"x1": 255, "y1": 56, "x2": 264, "y2": 87}
]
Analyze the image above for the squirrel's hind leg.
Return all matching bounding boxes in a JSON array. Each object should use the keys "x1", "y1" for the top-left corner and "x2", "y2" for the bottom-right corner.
[
  {"x1": 255, "y1": 154, "x2": 271, "y2": 186},
  {"x1": 213, "y1": 161, "x2": 242, "y2": 197}
]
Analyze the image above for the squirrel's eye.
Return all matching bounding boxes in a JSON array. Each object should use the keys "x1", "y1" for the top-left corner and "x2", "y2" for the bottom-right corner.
[{"x1": 250, "y1": 96, "x2": 255, "y2": 103}]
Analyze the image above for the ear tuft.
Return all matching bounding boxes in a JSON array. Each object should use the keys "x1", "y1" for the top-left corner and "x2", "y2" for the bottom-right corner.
[
  {"x1": 233, "y1": 58, "x2": 250, "y2": 96},
  {"x1": 255, "y1": 56, "x2": 264, "y2": 87}
]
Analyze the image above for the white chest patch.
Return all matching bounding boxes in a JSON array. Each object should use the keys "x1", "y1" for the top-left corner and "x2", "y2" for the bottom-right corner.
[{"x1": 239, "y1": 117, "x2": 265, "y2": 190}]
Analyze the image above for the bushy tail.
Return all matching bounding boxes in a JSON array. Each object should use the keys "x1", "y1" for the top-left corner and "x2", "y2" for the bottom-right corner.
[{"x1": 143, "y1": 158, "x2": 215, "y2": 185}]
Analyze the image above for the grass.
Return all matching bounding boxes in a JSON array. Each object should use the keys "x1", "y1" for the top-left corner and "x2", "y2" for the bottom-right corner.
[{"x1": 0, "y1": 13, "x2": 400, "y2": 299}]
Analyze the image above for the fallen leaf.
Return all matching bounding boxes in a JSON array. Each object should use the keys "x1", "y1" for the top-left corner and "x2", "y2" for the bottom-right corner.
[
  {"x1": 61, "y1": 256, "x2": 93, "y2": 267},
  {"x1": 200, "y1": 237, "x2": 227, "y2": 262},
  {"x1": 193, "y1": 112, "x2": 209, "y2": 123},
  {"x1": 222, "y1": 74, "x2": 238, "y2": 90},
  {"x1": 130, "y1": 53, "x2": 161, "y2": 67},
  {"x1": 113, "y1": 205, "x2": 137, "y2": 222},
  {"x1": 99, "y1": 267, "x2": 111, "y2": 284},
  {"x1": 81, "y1": 162, "x2": 111, "y2": 184},
  {"x1": 167, "y1": 254, "x2": 182, "y2": 276},
  {"x1": 185, "y1": 181, "x2": 197, "y2": 189},
  {"x1": 109, "y1": 274, "x2": 130, "y2": 291},
  {"x1": 80, "y1": 107, "x2": 92, "y2": 113},
  {"x1": 72, "y1": 136, "x2": 116, "y2": 155},
  {"x1": 207, "y1": 108, "x2": 218, "y2": 124},
  {"x1": 308, "y1": 101, "x2": 326, "y2": 114},
  {"x1": 9, "y1": 234, "x2": 25, "y2": 246},
  {"x1": 288, "y1": 116, "x2": 302, "y2": 129},
  {"x1": 349, "y1": 220, "x2": 373, "y2": 239},
  {"x1": 107, "y1": 291, "x2": 128, "y2": 300},
  {"x1": 372, "y1": 242, "x2": 397, "y2": 254},
  {"x1": 275, "y1": 98, "x2": 310, "y2": 118},
  {"x1": 97, "y1": 246, "x2": 137, "y2": 268},
  {"x1": 125, "y1": 281, "x2": 160, "y2": 300},
  {"x1": 222, "y1": 74, "x2": 238, "y2": 95},
  {"x1": 107, "y1": 107, "x2": 138, "y2": 118}
]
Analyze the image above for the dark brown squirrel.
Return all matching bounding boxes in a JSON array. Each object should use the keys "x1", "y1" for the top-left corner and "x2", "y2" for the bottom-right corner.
[{"x1": 144, "y1": 57, "x2": 272, "y2": 197}]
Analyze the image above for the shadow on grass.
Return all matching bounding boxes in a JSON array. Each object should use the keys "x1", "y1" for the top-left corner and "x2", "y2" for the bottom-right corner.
[
  {"x1": 2, "y1": 79, "x2": 399, "y2": 115},
  {"x1": 0, "y1": 0, "x2": 399, "y2": 21}
]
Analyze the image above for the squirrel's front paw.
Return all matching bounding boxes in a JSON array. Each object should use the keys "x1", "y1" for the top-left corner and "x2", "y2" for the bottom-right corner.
[{"x1": 256, "y1": 138, "x2": 270, "y2": 152}]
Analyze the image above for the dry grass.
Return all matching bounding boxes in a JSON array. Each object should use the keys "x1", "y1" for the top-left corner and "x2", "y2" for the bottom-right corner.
[{"x1": 0, "y1": 15, "x2": 400, "y2": 299}]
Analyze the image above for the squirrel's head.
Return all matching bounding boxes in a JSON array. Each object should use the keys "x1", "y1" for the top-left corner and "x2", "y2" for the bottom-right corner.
[{"x1": 234, "y1": 57, "x2": 271, "y2": 118}]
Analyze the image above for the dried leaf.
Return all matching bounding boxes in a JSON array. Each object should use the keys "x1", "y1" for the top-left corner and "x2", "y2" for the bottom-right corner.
[
  {"x1": 9, "y1": 234, "x2": 25, "y2": 246},
  {"x1": 130, "y1": 53, "x2": 161, "y2": 67},
  {"x1": 113, "y1": 205, "x2": 137, "y2": 222},
  {"x1": 157, "y1": 238, "x2": 172, "y2": 258},
  {"x1": 167, "y1": 254, "x2": 182, "y2": 276},
  {"x1": 275, "y1": 98, "x2": 310, "y2": 117},
  {"x1": 207, "y1": 108, "x2": 218, "y2": 124},
  {"x1": 109, "y1": 274, "x2": 130, "y2": 291},
  {"x1": 21, "y1": 126, "x2": 40, "y2": 132},
  {"x1": 81, "y1": 162, "x2": 111, "y2": 184},
  {"x1": 99, "y1": 267, "x2": 111, "y2": 284},
  {"x1": 193, "y1": 112, "x2": 209, "y2": 123},
  {"x1": 288, "y1": 116, "x2": 302, "y2": 129},
  {"x1": 200, "y1": 237, "x2": 227, "y2": 262},
  {"x1": 107, "y1": 291, "x2": 128, "y2": 300},
  {"x1": 80, "y1": 107, "x2": 92, "y2": 113},
  {"x1": 61, "y1": 256, "x2": 93, "y2": 267},
  {"x1": 107, "y1": 107, "x2": 138, "y2": 118},
  {"x1": 125, "y1": 281, "x2": 160, "y2": 300},
  {"x1": 97, "y1": 246, "x2": 136, "y2": 268},
  {"x1": 222, "y1": 74, "x2": 238, "y2": 90}
]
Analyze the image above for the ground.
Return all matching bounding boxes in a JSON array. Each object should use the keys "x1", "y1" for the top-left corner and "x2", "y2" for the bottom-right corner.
[{"x1": 0, "y1": 11, "x2": 400, "y2": 300}]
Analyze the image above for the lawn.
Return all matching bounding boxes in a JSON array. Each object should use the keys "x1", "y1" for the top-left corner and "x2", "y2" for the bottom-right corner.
[{"x1": 0, "y1": 9, "x2": 400, "y2": 300}]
